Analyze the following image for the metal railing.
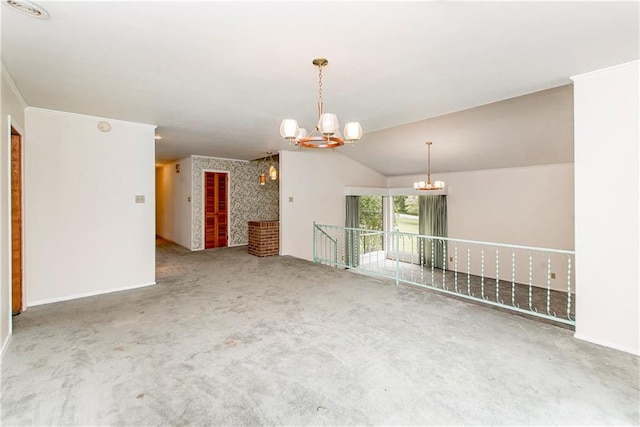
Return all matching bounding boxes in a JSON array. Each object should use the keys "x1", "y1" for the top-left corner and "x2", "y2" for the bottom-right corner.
[
  {"x1": 313, "y1": 224, "x2": 338, "y2": 267},
  {"x1": 313, "y1": 222, "x2": 576, "y2": 326}
]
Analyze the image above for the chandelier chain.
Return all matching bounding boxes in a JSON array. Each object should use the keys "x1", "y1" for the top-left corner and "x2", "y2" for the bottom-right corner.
[
  {"x1": 318, "y1": 64, "x2": 323, "y2": 104},
  {"x1": 427, "y1": 142, "x2": 431, "y2": 182}
]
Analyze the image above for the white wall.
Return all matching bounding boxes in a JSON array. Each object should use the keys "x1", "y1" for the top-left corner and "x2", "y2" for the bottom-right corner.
[
  {"x1": 572, "y1": 61, "x2": 639, "y2": 355},
  {"x1": 1, "y1": 62, "x2": 27, "y2": 360},
  {"x1": 156, "y1": 158, "x2": 192, "y2": 249},
  {"x1": 388, "y1": 164, "x2": 575, "y2": 291},
  {"x1": 24, "y1": 108, "x2": 156, "y2": 305},
  {"x1": 280, "y1": 149, "x2": 387, "y2": 261},
  {"x1": 388, "y1": 164, "x2": 575, "y2": 247}
]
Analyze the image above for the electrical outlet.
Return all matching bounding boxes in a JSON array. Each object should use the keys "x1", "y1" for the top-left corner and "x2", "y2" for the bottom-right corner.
[
  {"x1": 288, "y1": 196, "x2": 294, "y2": 202},
  {"x1": 550, "y1": 272, "x2": 556, "y2": 279},
  {"x1": 449, "y1": 257, "x2": 453, "y2": 262},
  {"x1": 135, "y1": 195, "x2": 145, "y2": 204}
]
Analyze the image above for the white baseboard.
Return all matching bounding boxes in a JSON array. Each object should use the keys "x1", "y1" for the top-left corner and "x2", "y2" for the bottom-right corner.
[
  {"x1": 195, "y1": 243, "x2": 247, "y2": 250},
  {"x1": 573, "y1": 333, "x2": 640, "y2": 356},
  {"x1": 229, "y1": 242, "x2": 248, "y2": 247},
  {"x1": 0, "y1": 333, "x2": 12, "y2": 363},
  {"x1": 27, "y1": 282, "x2": 156, "y2": 307}
]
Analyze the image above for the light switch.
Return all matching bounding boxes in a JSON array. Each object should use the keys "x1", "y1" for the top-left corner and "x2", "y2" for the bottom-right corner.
[
  {"x1": 288, "y1": 196, "x2": 294, "y2": 202},
  {"x1": 135, "y1": 195, "x2": 145, "y2": 204}
]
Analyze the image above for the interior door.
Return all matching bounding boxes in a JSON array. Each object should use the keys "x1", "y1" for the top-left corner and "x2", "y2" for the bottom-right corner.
[
  {"x1": 11, "y1": 131, "x2": 22, "y2": 315},
  {"x1": 205, "y1": 172, "x2": 228, "y2": 249}
]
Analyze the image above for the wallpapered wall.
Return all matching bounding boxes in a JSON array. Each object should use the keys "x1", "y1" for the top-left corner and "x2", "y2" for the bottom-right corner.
[{"x1": 191, "y1": 155, "x2": 279, "y2": 249}]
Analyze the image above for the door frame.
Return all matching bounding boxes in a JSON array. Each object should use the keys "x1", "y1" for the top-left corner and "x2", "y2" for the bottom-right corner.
[
  {"x1": 201, "y1": 169, "x2": 230, "y2": 248},
  {"x1": 8, "y1": 117, "x2": 25, "y2": 316}
]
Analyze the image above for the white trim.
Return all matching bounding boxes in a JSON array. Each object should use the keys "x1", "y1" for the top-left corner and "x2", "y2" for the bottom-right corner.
[
  {"x1": 192, "y1": 154, "x2": 250, "y2": 163},
  {"x1": 27, "y1": 282, "x2": 156, "y2": 307},
  {"x1": 570, "y1": 60, "x2": 639, "y2": 82},
  {"x1": 344, "y1": 186, "x2": 447, "y2": 196},
  {"x1": 8, "y1": 121, "x2": 26, "y2": 312},
  {"x1": 5, "y1": 116, "x2": 13, "y2": 336},
  {"x1": 574, "y1": 333, "x2": 640, "y2": 356},
  {"x1": 0, "y1": 114, "x2": 10, "y2": 365},
  {"x1": 1, "y1": 61, "x2": 28, "y2": 109},
  {"x1": 0, "y1": 334, "x2": 12, "y2": 363},
  {"x1": 201, "y1": 169, "x2": 231, "y2": 249},
  {"x1": 26, "y1": 107, "x2": 157, "y2": 130}
]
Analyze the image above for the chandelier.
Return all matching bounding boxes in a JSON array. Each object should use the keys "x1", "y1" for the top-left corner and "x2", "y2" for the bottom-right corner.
[
  {"x1": 259, "y1": 152, "x2": 278, "y2": 186},
  {"x1": 414, "y1": 142, "x2": 445, "y2": 191},
  {"x1": 280, "y1": 58, "x2": 363, "y2": 148}
]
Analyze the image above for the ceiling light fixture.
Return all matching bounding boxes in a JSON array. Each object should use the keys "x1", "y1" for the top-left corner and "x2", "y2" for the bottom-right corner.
[
  {"x1": 414, "y1": 142, "x2": 445, "y2": 191},
  {"x1": 5, "y1": 0, "x2": 49, "y2": 19},
  {"x1": 259, "y1": 152, "x2": 278, "y2": 186},
  {"x1": 280, "y1": 58, "x2": 363, "y2": 148},
  {"x1": 267, "y1": 152, "x2": 277, "y2": 181}
]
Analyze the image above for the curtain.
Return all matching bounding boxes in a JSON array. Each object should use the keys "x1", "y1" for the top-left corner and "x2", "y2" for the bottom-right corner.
[
  {"x1": 418, "y1": 195, "x2": 448, "y2": 269},
  {"x1": 345, "y1": 196, "x2": 360, "y2": 268}
]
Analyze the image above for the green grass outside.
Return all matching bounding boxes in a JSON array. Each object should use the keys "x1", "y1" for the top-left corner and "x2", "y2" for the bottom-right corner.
[
  {"x1": 395, "y1": 215, "x2": 418, "y2": 233},
  {"x1": 394, "y1": 215, "x2": 420, "y2": 255}
]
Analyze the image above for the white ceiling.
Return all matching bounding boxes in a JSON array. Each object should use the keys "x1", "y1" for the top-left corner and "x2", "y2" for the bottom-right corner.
[{"x1": 2, "y1": 1, "x2": 638, "y2": 175}]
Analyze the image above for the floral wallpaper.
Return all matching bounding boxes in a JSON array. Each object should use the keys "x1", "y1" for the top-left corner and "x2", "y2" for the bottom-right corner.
[{"x1": 191, "y1": 155, "x2": 279, "y2": 249}]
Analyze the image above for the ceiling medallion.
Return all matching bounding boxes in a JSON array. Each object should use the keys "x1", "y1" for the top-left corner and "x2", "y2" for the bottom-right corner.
[{"x1": 280, "y1": 58, "x2": 363, "y2": 148}]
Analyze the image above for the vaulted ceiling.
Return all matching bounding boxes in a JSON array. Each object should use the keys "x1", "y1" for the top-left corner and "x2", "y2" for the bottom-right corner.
[{"x1": 2, "y1": 1, "x2": 638, "y2": 175}]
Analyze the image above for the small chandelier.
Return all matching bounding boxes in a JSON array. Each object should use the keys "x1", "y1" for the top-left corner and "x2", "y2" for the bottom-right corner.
[
  {"x1": 259, "y1": 152, "x2": 278, "y2": 186},
  {"x1": 267, "y1": 152, "x2": 277, "y2": 181},
  {"x1": 280, "y1": 58, "x2": 363, "y2": 148},
  {"x1": 414, "y1": 142, "x2": 445, "y2": 191}
]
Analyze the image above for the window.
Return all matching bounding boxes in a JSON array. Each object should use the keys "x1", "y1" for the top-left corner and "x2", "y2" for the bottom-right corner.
[
  {"x1": 359, "y1": 195, "x2": 383, "y2": 255},
  {"x1": 359, "y1": 195, "x2": 382, "y2": 231},
  {"x1": 393, "y1": 195, "x2": 420, "y2": 257},
  {"x1": 393, "y1": 195, "x2": 418, "y2": 233}
]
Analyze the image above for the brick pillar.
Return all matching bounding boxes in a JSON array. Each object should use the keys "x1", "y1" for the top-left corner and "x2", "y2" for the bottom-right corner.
[{"x1": 248, "y1": 221, "x2": 279, "y2": 257}]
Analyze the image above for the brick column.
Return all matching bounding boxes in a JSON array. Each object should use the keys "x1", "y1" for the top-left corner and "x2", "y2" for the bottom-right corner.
[{"x1": 248, "y1": 221, "x2": 279, "y2": 257}]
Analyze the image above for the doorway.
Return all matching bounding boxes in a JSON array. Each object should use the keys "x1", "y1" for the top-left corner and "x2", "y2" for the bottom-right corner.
[
  {"x1": 204, "y1": 171, "x2": 228, "y2": 249},
  {"x1": 11, "y1": 127, "x2": 23, "y2": 315}
]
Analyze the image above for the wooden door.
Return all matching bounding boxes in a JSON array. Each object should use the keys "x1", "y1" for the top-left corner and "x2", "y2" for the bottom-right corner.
[
  {"x1": 204, "y1": 172, "x2": 228, "y2": 249},
  {"x1": 11, "y1": 131, "x2": 22, "y2": 315}
]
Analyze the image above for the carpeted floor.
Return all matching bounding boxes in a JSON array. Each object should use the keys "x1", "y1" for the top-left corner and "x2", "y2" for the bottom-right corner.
[
  {"x1": 1, "y1": 241, "x2": 638, "y2": 425},
  {"x1": 356, "y1": 258, "x2": 576, "y2": 326}
]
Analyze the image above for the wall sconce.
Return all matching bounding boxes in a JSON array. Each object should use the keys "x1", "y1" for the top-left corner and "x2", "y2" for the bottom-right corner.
[{"x1": 259, "y1": 174, "x2": 266, "y2": 185}]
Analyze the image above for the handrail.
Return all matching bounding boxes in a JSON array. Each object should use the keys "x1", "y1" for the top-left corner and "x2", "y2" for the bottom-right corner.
[
  {"x1": 328, "y1": 225, "x2": 574, "y2": 255},
  {"x1": 315, "y1": 223, "x2": 338, "y2": 245},
  {"x1": 312, "y1": 223, "x2": 576, "y2": 327},
  {"x1": 360, "y1": 231, "x2": 384, "y2": 237}
]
